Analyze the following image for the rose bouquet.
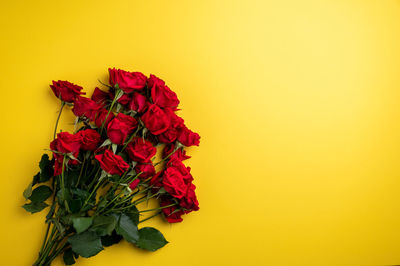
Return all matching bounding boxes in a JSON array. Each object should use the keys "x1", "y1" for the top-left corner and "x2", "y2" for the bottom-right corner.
[{"x1": 22, "y1": 68, "x2": 200, "y2": 265}]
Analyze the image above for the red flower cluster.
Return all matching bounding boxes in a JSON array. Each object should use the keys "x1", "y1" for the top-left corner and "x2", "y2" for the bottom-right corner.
[{"x1": 50, "y1": 67, "x2": 200, "y2": 223}]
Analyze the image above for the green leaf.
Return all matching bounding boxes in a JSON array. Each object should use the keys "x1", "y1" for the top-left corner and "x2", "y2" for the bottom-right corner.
[
  {"x1": 29, "y1": 185, "x2": 52, "y2": 203},
  {"x1": 22, "y1": 202, "x2": 48, "y2": 213},
  {"x1": 46, "y1": 203, "x2": 56, "y2": 221},
  {"x1": 91, "y1": 216, "x2": 116, "y2": 236},
  {"x1": 136, "y1": 227, "x2": 168, "y2": 251},
  {"x1": 126, "y1": 205, "x2": 139, "y2": 225},
  {"x1": 68, "y1": 231, "x2": 103, "y2": 258},
  {"x1": 63, "y1": 248, "x2": 75, "y2": 265},
  {"x1": 38, "y1": 154, "x2": 54, "y2": 182},
  {"x1": 23, "y1": 182, "x2": 33, "y2": 199},
  {"x1": 32, "y1": 172, "x2": 40, "y2": 186},
  {"x1": 115, "y1": 213, "x2": 139, "y2": 244},
  {"x1": 101, "y1": 231, "x2": 122, "y2": 247},
  {"x1": 72, "y1": 217, "x2": 93, "y2": 234}
]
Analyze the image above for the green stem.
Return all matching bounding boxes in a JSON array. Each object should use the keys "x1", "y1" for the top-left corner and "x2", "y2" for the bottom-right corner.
[
  {"x1": 38, "y1": 223, "x2": 51, "y2": 257},
  {"x1": 121, "y1": 125, "x2": 142, "y2": 151},
  {"x1": 139, "y1": 211, "x2": 162, "y2": 224},
  {"x1": 100, "y1": 88, "x2": 121, "y2": 134},
  {"x1": 53, "y1": 101, "x2": 65, "y2": 139},
  {"x1": 138, "y1": 203, "x2": 177, "y2": 213},
  {"x1": 76, "y1": 154, "x2": 86, "y2": 187},
  {"x1": 154, "y1": 145, "x2": 180, "y2": 166},
  {"x1": 82, "y1": 178, "x2": 103, "y2": 209}
]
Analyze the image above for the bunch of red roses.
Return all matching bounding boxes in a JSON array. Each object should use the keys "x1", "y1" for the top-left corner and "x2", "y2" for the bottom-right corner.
[{"x1": 23, "y1": 68, "x2": 200, "y2": 265}]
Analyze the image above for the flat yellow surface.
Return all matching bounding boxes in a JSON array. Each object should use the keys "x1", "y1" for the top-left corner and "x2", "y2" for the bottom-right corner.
[{"x1": 1, "y1": 0, "x2": 400, "y2": 265}]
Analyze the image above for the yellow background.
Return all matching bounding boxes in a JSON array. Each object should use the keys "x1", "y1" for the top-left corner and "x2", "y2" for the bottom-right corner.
[{"x1": 1, "y1": 0, "x2": 400, "y2": 265}]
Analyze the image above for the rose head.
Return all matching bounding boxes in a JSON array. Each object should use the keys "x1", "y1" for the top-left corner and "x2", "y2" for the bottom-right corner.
[
  {"x1": 107, "y1": 113, "x2": 138, "y2": 145},
  {"x1": 177, "y1": 125, "x2": 200, "y2": 147},
  {"x1": 72, "y1": 96, "x2": 101, "y2": 120},
  {"x1": 129, "y1": 178, "x2": 140, "y2": 190},
  {"x1": 116, "y1": 93, "x2": 131, "y2": 106},
  {"x1": 161, "y1": 198, "x2": 185, "y2": 223},
  {"x1": 78, "y1": 129, "x2": 101, "y2": 151},
  {"x1": 163, "y1": 144, "x2": 191, "y2": 161},
  {"x1": 126, "y1": 137, "x2": 156, "y2": 163},
  {"x1": 91, "y1": 87, "x2": 110, "y2": 106},
  {"x1": 95, "y1": 149, "x2": 129, "y2": 176},
  {"x1": 50, "y1": 80, "x2": 85, "y2": 103},
  {"x1": 141, "y1": 104, "x2": 170, "y2": 135},
  {"x1": 129, "y1": 92, "x2": 149, "y2": 113},
  {"x1": 50, "y1": 132, "x2": 81, "y2": 175},
  {"x1": 167, "y1": 158, "x2": 193, "y2": 185},
  {"x1": 148, "y1": 74, "x2": 180, "y2": 108},
  {"x1": 135, "y1": 163, "x2": 156, "y2": 179},
  {"x1": 162, "y1": 167, "x2": 188, "y2": 199},
  {"x1": 108, "y1": 68, "x2": 147, "y2": 93},
  {"x1": 180, "y1": 183, "x2": 199, "y2": 212},
  {"x1": 94, "y1": 108, "x2": 115, "y2": 128}
]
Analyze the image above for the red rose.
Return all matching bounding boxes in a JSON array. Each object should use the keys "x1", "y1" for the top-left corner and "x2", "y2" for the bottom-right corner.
[
  {"x1": 126, "y1": 138, "x2": 156, "y2": 163},
  {"x1": 116, "y1": 93, "x2": 131, "y2": 105},
  {"x1": 72, "y1": 96, "x2": 101, "y2": 120},
  {"x1": 108, "y1": 68, "x2": 147, "y2": 93},
  {"x1": 141, "y1": 104, "x2": 170, "y2": 135},
  {"x1": 162, "y1": 167, "x2": 187, "y2": 199},
  {"x1": 50, "y1": 132, "x2": 81, "y2": 175},
  {"x1": 158, "y1": 108, "x2": 184, "y2": 143},
  {"x1": 91, "y1": 87, "x2": 110, "y2": 106},
  {"x1": 177, "y1": 125, "x2": 200, "y2": 146},
  {"x1": 129, "y1": 178, "x2": 140, "y2": 190},
  {"x1": 167, "y1": 158, "x2": 193, "y2": 185},
  {"x1": 150, "y1": 171, "x2": 163, "y2": 188},
  {"x1": 94, "y1": 109, "x2": 115, "y2": 128},
  {"x1": 107, "y1": 113, "x2": 138, "y2": 145},
  {"x1": 50, "y1": 80, "x2": 85, "y2": 103},
  {"x1": 161, "y1": 198, "x2": 184, "y2": 223},
  {"x1": 164, "y1": 108, "x2": 184, "y2": 127},
  {"x1": 51, "y1": 132, "x2": 81, "y2": 155},
  {"x1": 163, "y1": 144, "x2": 191, "y2": 161},
  {"x1": 78, "y1": 129, "x2": 101, "y2": 151},
  {"x1": 148, "y1": 74, "x2": 179, "y2": 108},
  {"x1": 158, "y1": 128, "x2": 178, "y2": 143},
  {"x1": 135, "y1": 163, "x2": 156, "y2": 179},
  {"x1": 95, "y1": 149, "x2": 129, "y2": 176},
  {"x1": 180, "y1": 183, "x2": 199, "y2": 212},
  {"x1": 129, "y1": 92, "x2": 148, "y2": 113}
]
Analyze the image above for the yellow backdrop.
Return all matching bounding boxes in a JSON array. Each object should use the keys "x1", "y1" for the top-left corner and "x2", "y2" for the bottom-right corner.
[{"x1": 1, "y1": 0, "x2": 400, "y2": 265}]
